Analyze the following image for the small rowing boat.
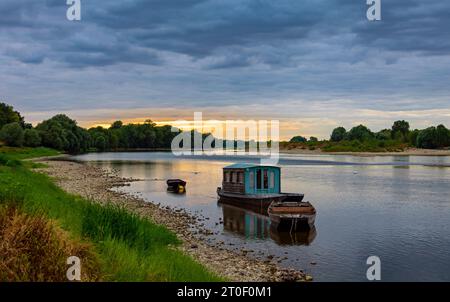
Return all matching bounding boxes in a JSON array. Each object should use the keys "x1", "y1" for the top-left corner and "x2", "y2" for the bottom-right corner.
[
  {"x1": 167, "y1": 179, "x2": 186, "y2": 193},
  {"x1": 268, "y1": 201, "x2": 316, "y2": 231}
]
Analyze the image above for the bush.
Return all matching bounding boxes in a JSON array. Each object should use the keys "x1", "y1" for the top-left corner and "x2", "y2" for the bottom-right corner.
[
  {"x1": 289, "y1": 136, "x2": 307, "y2": 143},
  {"x1": 0, "y1": 122, "x2": 24, "y2": 147},
  {"x1": 416, "y1": 127, "x2": 437, "y2": 149},
  {"x1": 330, "y1": 127, "x2": 347, "y2": 142},
  {"x1": 416, "y1": 125, "x2": 450, "y2": 149},
  {"x1": 347, "y1": 125, "x2": 373, "y2": 141},
  {"x1": 392, "y1": 120, "x2": 410, "y2": 141},
  {"x1": 23, "y1": 129, "x2": 42, "y2": 147},
  {"x1": 375, "y1": 129, "x2": 392, "y2": 141},
  {"x1": 0, "y1": 205, "x2": 101, "y2": 281},
  {"x1": 36, "y1": 114, "x2": 90, "y2": 153}
]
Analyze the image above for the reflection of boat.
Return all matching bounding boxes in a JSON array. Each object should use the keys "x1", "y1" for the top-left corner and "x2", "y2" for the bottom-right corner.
[
  {"x1": 269, "y1": 225, "x2": 317, "y2": 246},
  {"x1": 221, "y1": 204, "x2": 270, "y2": 239},
  {"x1": 217, "y1": 163, "x2": 304, "y2": 212},
  {"x1": 220, "y1": 203, "x2": 316, "y2": 246},
  {"x1": 166, "y1": 179, "x2": 186, "y2": 193},
  {"x1": 268, "y1": 201, "x2": 316, "y2": 231}
]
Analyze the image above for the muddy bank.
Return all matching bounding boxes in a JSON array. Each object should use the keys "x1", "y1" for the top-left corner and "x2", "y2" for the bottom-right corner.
[{"x1": 34, "y1": 157, "x2": 310, "y2": 282}]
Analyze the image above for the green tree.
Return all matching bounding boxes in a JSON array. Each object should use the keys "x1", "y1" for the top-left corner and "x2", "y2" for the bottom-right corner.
[
  {"x1": 0, "y1": 102, "x2": 26, "y2": 129},
  {"x1": 110, "y1": 120, "x2": 123, "y2": 129},
  {"x1": 289, "y1": 136, "x2": 307, "y2": 143},
  {"x1": 94, "y1": 135, "x2": 107, "y2": 151},
  {"x1": 109, "y1": 132, "x2": 119, "y2": 150},
  {"x1": 408, "y1": 129, "x2": 420, "y2": 147},
  {"x1": 0, "y1": 122, "x2": 24, "y2": 146},
  {"x1": 36, "y1": 114, "x2": 90, "y2": 153},
  {"x1": 375, "y1": 129, "x2": 392, "y2": 141},
  {"x1": 416, "y1": 127, "x2": 437, "y2": 149},
  {"x1": 436, "y1": 124, "x2": 450, "y2": 148},
  {"x1": 309, "y1": 137, "x2": 318, "y2": 142},
  {"x1": 23, "y1": 128, "x2": 42, "y2": 147},
  {"x1": 392, "y1": 120, "x2": 410, "y2": 141},
  {"x1": 347, "y1": 125, "x2": 373, "y2": 141},
  {"x1": 330, "y1": 127, "x2": 347, "y2": 142}
]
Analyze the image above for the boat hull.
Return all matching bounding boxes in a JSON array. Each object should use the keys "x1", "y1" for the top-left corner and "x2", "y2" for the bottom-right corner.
[
  {"x1": 269, "y1": 212, "x2": 316, "y2": 231},
  {"x1": 217, "y1": 188, "x2": 304, "y2": 214},
  {"x1": 268, "y1": 201, "x2": 316, "y2": 231}
]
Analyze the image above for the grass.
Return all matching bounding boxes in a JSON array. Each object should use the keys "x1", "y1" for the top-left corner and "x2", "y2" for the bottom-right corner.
[
  {"x1": 321, "y1": 140, "x2": 408, "y2": 152},
  {"x1": 0, "y1": 146, "x2": 60, "y2": 160},
  {"x1": 281, "y1": 140, "x2": 408, "y2": 153},
  {"x1": 0, "y1": 202, "x2": 101, "y2": 281},
  {"x1": 0, "y1": 147, "x2": 60, "y2": 169},
  {"x1": 0, "y1": 148, "x2": 221, "y2": 282}
]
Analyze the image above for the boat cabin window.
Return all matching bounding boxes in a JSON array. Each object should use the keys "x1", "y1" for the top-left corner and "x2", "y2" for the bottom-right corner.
[
  {"x1": 232, "y1": 172, "x2": 238, "y2": 183},
  {"x1": 255, "y1": 168, "x2": 270, "y2": 190},
  {"x1": 270, "y1": 171, "x2": 275, "y2": 189},
  {"x1": 224, "y1": 171, "x2": 230, "y2": 182},
  {"x1": 263, "y1": 170, "x2": 269, "y2": 189},
  {"x1": 256, "y1": 169, "x2": 262, "y2": 189},
  {"x1": 249, "y1": 171, "x2": 254, "y2": 188},
  {"x1": 238, "y1": 172, "x2": 244, "y2": 183}
]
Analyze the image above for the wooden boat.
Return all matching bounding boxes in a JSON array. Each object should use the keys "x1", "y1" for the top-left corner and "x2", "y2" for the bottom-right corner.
[
  {"x1": 219, "y1": 202, "x2": 317, "y2": 245},
  {"x1": 268, "y1": 201, "x2": 316, "y2": 231},
  {"x1": 269, "y1": 225, "x2": 317, "y2": 245},
  {"x1": 167, "y1": 179, "x2": 186, "y2": 193},
  {"x1": 217, "y1": 188, "x2": 304, "y2": 213},
  {"x1": 217, "y1": 163, "x2": 304, "y2": 212}
]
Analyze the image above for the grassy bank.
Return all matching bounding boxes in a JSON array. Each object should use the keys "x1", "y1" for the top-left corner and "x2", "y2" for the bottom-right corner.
[
  {"x1": 280, "y1": 140, "x2": 408, "y2": 153},
  {"x1": 0, "y1": 148, "x2": 221, "y2": 281},
  {"x1": 0, "y1": 146, "x2": 60, "y2": 159}
]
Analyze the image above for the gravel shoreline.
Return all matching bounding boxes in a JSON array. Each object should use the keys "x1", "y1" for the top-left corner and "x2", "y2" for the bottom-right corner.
[{"x1": 34, "y1": 157, "x2": 311, "y2": 282}]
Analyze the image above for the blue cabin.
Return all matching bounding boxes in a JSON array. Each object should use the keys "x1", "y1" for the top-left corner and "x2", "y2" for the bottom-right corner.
[{"x1": 222, "y1": 163, "x2": 281, "y2": 195}]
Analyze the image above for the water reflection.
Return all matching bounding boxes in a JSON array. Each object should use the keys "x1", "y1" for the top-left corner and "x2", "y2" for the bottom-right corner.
[
  {"x1": 72, "y1": 152, "x2": 450, "y2": 281},
  {"x1": 220, "y1": 203, "x2": 316, "y2": 245}
]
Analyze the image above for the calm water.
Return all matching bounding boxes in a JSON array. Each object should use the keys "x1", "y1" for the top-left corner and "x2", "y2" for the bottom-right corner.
[{"x1": 71, "y1": 152, "x2": 450, "y2": 281}]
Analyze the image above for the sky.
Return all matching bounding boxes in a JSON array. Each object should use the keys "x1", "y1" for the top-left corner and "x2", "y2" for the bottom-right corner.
[{"x1": 1, "y1": 0, "x2": 450, "y2": 140}]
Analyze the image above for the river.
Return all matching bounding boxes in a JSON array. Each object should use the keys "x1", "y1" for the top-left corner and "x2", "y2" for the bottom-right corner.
[{"x1": 71, "y1": 152, "x2": 450, "y2": 281}]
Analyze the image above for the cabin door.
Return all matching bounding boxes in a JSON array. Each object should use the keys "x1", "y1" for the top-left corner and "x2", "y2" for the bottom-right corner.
[{"x1": 255, "y1": 168, "x2": 269, "y2": 193}]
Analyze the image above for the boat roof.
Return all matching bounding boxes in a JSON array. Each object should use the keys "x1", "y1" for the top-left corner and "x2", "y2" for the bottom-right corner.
[{"x1": 223, "y1": 163, "x2": 280, "y2": 169}]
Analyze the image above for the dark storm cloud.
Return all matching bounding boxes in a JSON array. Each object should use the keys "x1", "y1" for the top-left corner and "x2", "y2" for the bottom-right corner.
[
  {"x1": 1, "y1": 0, "x2": 449, "y2": 67},
  {"x1": 351, "y1": 1, "x2": 450, "y2": 55},
  {"x1": 1, "y1": 0, "x2": 450, "y2": 125}
]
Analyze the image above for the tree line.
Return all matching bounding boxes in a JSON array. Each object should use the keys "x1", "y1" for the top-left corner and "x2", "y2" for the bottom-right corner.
[
  {"x1": 2, "y1": 102, "x2": 450, "y2": 153},
  {"x1": 290, "y1": 120, "x2": 450, "y2": 149},
  {"x1": 0, "y1": 102, "x2": 180, "y2": 153}
]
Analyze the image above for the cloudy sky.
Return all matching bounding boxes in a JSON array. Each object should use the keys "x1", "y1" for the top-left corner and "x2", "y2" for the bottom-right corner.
[{"x1": 1, "y1": 0, "x2": 449, "y2": 139}]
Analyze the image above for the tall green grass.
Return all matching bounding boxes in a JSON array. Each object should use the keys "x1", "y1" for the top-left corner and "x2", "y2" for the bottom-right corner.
[
  {"x1": 0, "y1": 146, "x2": 59, "y2": 160},
  {"x1": 0, "y1": 155, "x2": 221, "y2": 281}
]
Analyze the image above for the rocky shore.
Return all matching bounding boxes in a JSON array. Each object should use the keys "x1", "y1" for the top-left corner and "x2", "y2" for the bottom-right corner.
[{"x1": 34, "y1": 157, "x2": 311, "y2": 282}]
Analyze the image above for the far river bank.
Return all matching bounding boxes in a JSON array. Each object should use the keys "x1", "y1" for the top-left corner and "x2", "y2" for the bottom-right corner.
[{"x1": 279, "y1": 147, "x2": 450, "y2": 157}]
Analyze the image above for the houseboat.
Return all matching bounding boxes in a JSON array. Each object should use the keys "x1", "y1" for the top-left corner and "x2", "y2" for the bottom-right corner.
[
  {"x1": 217, "y1": 163, "x2": 305, "y2": 212},
  {"x1": 217, "y1": 163, "x2": 316, "y2": 230}
]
